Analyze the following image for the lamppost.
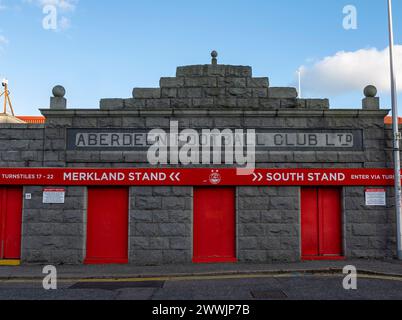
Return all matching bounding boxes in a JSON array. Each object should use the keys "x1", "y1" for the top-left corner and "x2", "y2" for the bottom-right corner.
[{"x1": 387, "y1": 0, "x2": 402, "y2": 260}]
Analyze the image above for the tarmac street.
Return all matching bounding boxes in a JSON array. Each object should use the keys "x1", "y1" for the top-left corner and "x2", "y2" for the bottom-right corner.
[
  {"x1": 0, "y1": 274, "x2": 402, "y2": 300},
  {"x1": 0, "y1": 260, "x2": 401, "y2": 300}
]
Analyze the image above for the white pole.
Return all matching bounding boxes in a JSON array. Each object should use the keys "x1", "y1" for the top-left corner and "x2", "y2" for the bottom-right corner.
[
  {"x1": 387, "y1": 0, "x2": 402, "y2": 260},
  {"x1": 297, "y1": 69, "x2": 302, "y2": 98}
]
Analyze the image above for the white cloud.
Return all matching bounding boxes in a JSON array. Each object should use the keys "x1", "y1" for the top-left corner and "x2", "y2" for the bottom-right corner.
[{"x1": 299, "y1": 46, "x2": 402, "y2": 95}]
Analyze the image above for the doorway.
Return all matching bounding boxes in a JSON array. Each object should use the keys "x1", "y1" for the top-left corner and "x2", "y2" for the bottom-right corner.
[
  {"x1": 193, "y1": 187, "x2": 237, "y2": 263},
  {"x1": 85, "y1": 188, "x2": 129, "y2": 264},
  {"x1": 0, "y1": 187, "x2": 23, "y2": 260},
  {"x1": 301, "y1": 188, "x2": 343, "y2": 260}
]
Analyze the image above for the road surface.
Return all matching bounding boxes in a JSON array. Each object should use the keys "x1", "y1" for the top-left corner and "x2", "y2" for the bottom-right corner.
[{"x1": 0, "y1": 273, "x2": 401, "y2": 300}]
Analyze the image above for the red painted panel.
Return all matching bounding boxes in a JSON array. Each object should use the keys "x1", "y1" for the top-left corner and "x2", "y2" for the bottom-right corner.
[
  {"x1": 302, "y1": 187, "x2": 343, "y2": 260},
  {"x1": 193, "y1": 188, "x2": 236, "y2": 263},
  {"x1": 319, "y1": 188, "x2": 343, "y2": 256},
  {"x1": 301, "y1": 188, "x2": 319, "y2": 257},
  {"x1": 85, "y1": 188, "x2": 129, "y2": 264},
  {"x1": 0, "y1": 188, "x2": 4, "y2": 258},
  {"x1": 0, "y1": 187, "x2": 23, "y2": 259}
]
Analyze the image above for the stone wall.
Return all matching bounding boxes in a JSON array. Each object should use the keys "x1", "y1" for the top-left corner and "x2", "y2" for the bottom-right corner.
[
  {"x1": 344, "y1": 186, "x2": 396, "y2": 259},
  {"x1": 102, "y1": 64, "x2": 318, "y2": 111},
  {"x1": 238, "y1": 187, "x2": 300, "y2": 263},
  {"x1": 21, "y1": 186, "x2": 86, "y2": 264},
  {"x1": 384, "y1": 125, "x2": 402, "y2": 168},
  {"x1": 0, "y1": 124, "x2": 44, "y2": 168},
  {"x1": 35, "y1": 109, "x2": 389, "y2": 170},
  {"x1": 129, "y1": 187, "x2": 192, "y2": 265}
]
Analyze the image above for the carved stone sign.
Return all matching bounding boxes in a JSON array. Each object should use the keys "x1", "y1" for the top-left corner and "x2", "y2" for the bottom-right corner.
[{"x1": 67, "y1": 129, "x2": 363, "y2": 151}]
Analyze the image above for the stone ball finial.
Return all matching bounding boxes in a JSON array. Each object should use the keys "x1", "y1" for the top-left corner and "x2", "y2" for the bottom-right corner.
[
  {"x1": 52, "y1": 85, "x2": 66, "y2": 98},
  {"x1": 364, "y1": 85, "x2": 377, "y2": 98}
]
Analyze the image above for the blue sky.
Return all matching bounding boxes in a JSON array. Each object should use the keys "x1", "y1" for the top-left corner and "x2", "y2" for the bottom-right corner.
[{"x1": 1, "y1": 0, "x2": 402, "y2": 115}]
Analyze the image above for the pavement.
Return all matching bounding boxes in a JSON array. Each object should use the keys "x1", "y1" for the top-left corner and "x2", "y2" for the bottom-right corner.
[{"x1": 0, "y1": 259, "x2": 401, "y2": 280}]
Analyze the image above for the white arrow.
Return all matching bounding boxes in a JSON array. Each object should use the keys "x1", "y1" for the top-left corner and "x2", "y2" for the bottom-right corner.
[
  {"x1": 253, "y1": 172, "x2": 264, "y2": 182},
  {"x1": 170, "y1": 172, "x2": 181, "y2": 182},
  {"x1": 252, "y1": 173, "x2": 258, "y2": 182}
]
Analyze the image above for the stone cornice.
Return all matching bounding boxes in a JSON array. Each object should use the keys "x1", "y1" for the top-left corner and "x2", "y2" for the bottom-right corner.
[{"x1": 40, "y1": 108, "x2": 390, "y2": 118}]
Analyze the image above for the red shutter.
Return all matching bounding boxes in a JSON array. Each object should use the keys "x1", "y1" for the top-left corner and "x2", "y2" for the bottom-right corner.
[
  {"x1": 85, "y1": 188, "x2": 129, "y2": 264},
  {"x1": 302, "y1": 188, "x2": 343, "y2": 260},
  {"x1": 193, "y1": 187, "x2": 237, "y2": 263},
  {"x1": 0, "y1": 187, "x2": 23, "y2": 259}
]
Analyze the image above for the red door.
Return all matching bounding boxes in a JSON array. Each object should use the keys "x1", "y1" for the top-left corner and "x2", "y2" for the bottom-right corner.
[
  {"x1": 0, "y1": 187, "x2": 23, "y2": 260},
  {"x1": 301, "y1": 188, "x2": 343, "y2": 260},
  {"x1": 301, "y1": 188, "x2": 319, "y2": 257},
  {"x1": 85, "y1": 188, "x2": 129, "y2": 265},
  {"x1": 193, "y1": 187, "x2": 236, "y2": 263}
]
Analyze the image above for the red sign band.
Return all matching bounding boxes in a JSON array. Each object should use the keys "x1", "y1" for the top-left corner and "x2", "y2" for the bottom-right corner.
[{"x1": 0, "y1": 168, "x2": 397, "y2": 186}]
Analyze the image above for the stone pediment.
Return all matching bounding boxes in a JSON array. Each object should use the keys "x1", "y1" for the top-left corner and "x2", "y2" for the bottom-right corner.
[{"x1": 99, "y1": 52, "x2": 329, "y2": 111}]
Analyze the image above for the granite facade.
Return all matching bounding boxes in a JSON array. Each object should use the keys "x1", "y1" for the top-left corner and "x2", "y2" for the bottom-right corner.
[{"x1": 0, "y1": 61, "x2": 398, "y2": 264}]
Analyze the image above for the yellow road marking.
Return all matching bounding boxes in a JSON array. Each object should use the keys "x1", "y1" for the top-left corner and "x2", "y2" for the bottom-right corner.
[
  {"x1": 0, "y1": 272, "x2": 401, "y2": 284},
  {"x1": 0, "y1": 260, "x2": 20, "y2": 266}
]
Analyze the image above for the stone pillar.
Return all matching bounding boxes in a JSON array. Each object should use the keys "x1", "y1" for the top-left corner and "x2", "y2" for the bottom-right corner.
[
  {"x1": 362, "y1": 85, "x2": 380, "y2": 110},
  {"x1": 50, "y1": 85, "x2": 67, "y2": 110}
]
